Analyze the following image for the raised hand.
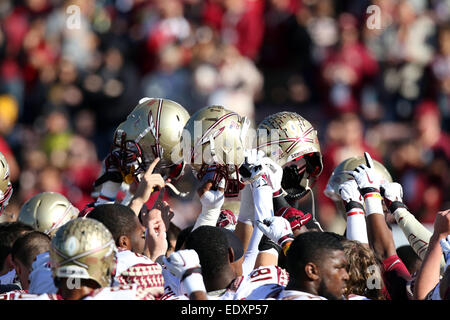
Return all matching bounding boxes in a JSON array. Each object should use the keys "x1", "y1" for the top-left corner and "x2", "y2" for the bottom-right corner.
[
  {"x1": 339, "y1": 179, "x2": 364, "y2": 212},
  {"x1": 256, "y1": 216, "x2": 294, "y2": 248},
  {"x1": 161, "y1": 249, "x2": 206, "y2": 295},
  {"x1": 380, "y1": 182, "x2": 407, "y2": 213},
  {"x1": 347, "y1": 152, "x2": 381, "y2": 194}
]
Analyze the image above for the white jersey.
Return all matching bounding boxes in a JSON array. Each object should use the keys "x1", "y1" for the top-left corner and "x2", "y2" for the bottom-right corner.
[
  {"x1": 161, "y1": 265, "x2": 289, "y2": 300},
  {"x1": 84, "y1": 284, "x2": 158, "y2": 300},
  {"x1": 0, "y1": 290, "x2": 28, "y2": 300},
  {"x1": 113, "y1": 249, "x2": 164, "y2": 294},
  {"x1": 1, "y1": 284, "x2": 157, "y2": 300},
  {"x1": 28, "y1": 251, "x2": 57, "y2": 294},
  {"x1": 264, "y1": 289, "x2": 369, "y2": 300},
  {"x1": 0, "y1": 270, "x2": 16, "y2": 285},
  {"x1": 0, "y1": 291, "x2": 61, "y2": 300},
  {"x1": 276, "y1": 289, "x2": 327, "y2": 300}
]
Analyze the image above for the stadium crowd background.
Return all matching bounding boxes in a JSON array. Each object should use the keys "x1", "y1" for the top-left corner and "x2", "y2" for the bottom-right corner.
[{"x1": 0, "y1": 0, "x2": 449, "y2": 234}]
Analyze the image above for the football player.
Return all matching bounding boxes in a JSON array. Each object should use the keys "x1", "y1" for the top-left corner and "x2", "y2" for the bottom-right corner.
[
  {"x1": 10, "y1": 231, "x2": 51, "y2": 292},
  {"x1": 93, "y1": 98, "x2": 190, "y2": 211},
  {"x1": 15, "y1": 192, "x2": 80, "y2": 294},
  {"x1": 324, "y1": 154, "x2": 446, "y2": 273},
  {"x1": 1, "y1": 218, "x2": 159, "y2": 300},
  {"x1": 181, "y1": 105, "x2": 250, "y2": 230},
  {"x1": 160, "y1": 225, "x2": 289, "y2": 300},
  {"x1": 88, "y1": 203, "x2": 165, "y2": 292},
  {"x1": 235, "y1": 112, "x2": 323, "y2": 275}
]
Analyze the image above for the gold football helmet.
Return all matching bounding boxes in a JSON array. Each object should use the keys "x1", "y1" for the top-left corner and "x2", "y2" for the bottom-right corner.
[
  {"x1": 0, "y1": 152, "x2": 12, "y2": 214},
  {"x1": 324, "y1": 156, "x2": 393, "y2": 202},
  {"x1": 50, "y1": 218, "x2": 117, "y2": 288},
  {"x1": 181, "y1": 105, "x2": 250, "y2": 197},
  {"x1": 110, "y1": 98, "x2": 190, "y2": 184},
  {"x1": 18, "y1": 192, "x2": 79, "y2": 238},
  {"x1": 257, "y1": 112, "x2": 323, "y2": 200}
]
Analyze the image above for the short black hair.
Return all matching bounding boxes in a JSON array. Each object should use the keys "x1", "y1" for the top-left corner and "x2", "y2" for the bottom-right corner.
[
  {"x1": 184, "y1": 226, "x2": 230, "y2": 279},
  {"x1": 286, "y1": 231, "x2": 345, "y2": 278},
  {"x1": 88, "y1": 204, "x2": 139, "y2": 246},
  {"x1": 11, "y1": 231, "x2": 51, "y2": 269},
  {"x1": 0, "y1": 222, "x2": 34, "y2": 270},
  {"x1": 175, "y1": 225, "x2": 194, "y2": 251},
  {"x1": 396, "y1": 245, "x2": 421, "y2": 274}
]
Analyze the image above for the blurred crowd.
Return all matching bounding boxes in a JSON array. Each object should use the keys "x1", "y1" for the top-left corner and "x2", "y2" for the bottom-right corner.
[{"x1": 0, "y1": 0, "x2": 449, "y2": 230}]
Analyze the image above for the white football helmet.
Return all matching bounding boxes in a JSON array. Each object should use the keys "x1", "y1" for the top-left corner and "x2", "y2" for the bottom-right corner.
[
  {"x1": 108, "y1": 98, "x2": 190, "y2": 184},
  {"x1": 181, "y1": 105, "x2": 251, "y2": 197},
  {"x1": 257, "y1": 112, "x2": 323, "y2": 201},
  {"x1": 0, "y1": 152, "x2": 12, "y2": 214},
  {"x1": 50, "y1": 218, "x2": 117, "y2": 288},
  {"x1": 18, "y1": 192, "x2": 79, "y2": 238},
  {"x1": 324, "y1": 156, "x2": 393, "y2": 202}
]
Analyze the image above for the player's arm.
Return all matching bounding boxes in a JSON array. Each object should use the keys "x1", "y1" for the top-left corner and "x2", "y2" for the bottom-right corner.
[
  {"x1": 161, "y1": 250, "x2": 208, "y2": 300},
  {"x1": 349, "y1": 153, "x2": 396, "y2": 259},
  {"x1": 351, "y1": 153, "x2": 411, "y2": 300},
  {"x1": 129, "y1": 158, "x2": 165, "y2": 216},
  {"x1": 338, "y1": 179, "x2": 369, "y2": 245},
  {"x1": 192, "y1": 179, "x2": 225, "y2": 230},
  {"x1": 381, "y1": 181, "x2": 446, "y2": 273},
  {"x1": 414, "y1": 209, "x2": 450, "y2": 300},
  {"x1": 254, "y1": 216, "x2": 295, "y2": 268}
]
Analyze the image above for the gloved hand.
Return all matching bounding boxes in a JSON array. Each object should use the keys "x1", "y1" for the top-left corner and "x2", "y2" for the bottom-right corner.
[
  {"x1": 162, "y1": 249, "x2": 206, "y2": 295},
  {"x1": 339, "y1": 179, "x2": 368, "y2": 243},
  {"x1": 216, "y1": 209, "x2": 237, "y2": 230},
  {"x1": 255, "y1": 216, "x2": 294, "y2": 250},
  {"x1": 94, "y1": 154, "x2": 123, "y2": 186},
  {"x1": 93, "y1": 155, "x2": 123, "y2": 204},
  {"x1": 380, "y1": 182, "x2": 407, "y2": 213},
  {"x1": 239, "y1": 149, "x2": 266, "y2": 184},
  {"x1": 260, "y1": 156, "x2": 283, "y2": 195},
  {"x1": 338, "y1": 179, "x2": 364, "y2": 213},
  {"x1": 275, "y1": 207, "x2": 312, "y2": 233},
  {"x1": 348, "y1": 152, "x2": 381, "y2": 194},
  {"x1": 194, "y1": 178, "x2": 225, "y2": 229},
  {"x1": 348, "y1": 152, "x2": 383, "y2": 215}
]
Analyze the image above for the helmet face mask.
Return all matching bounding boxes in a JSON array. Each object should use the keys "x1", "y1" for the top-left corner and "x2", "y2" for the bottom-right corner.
[
  {"x1": 257, "y1": 112, "x2": 323, "y2": 201},
  {"x1": 50, "y1": 218, "x2": 117, "y2": 289},
  {"x1": 110, "y1": 98, "x2": 190, "y2": 184}
]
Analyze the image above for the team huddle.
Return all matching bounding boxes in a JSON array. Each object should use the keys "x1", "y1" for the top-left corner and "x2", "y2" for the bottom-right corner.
[{"x1": 0, "y1": 98, "x2": 449, "y2": 300}]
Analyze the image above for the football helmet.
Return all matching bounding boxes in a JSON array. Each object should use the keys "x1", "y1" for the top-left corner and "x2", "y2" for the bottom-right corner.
[
  {"x1": 257, "y1": 112, "x2": 323, "y2": 201},
  {"x1": 18, "y1": 192, "x2": 79, "y2": 238},
  {"x1": 0, "y1": 152, "x2": 12, "y2": 214},
  {"x1": 182, "y1": 105, "x2": 250, "y2": 197},
  {"x1": 108, "y1": 98, "x2": 190, "y2": 184},
  {"x1": 324, "y1": 156, "x2": 393, "y2": 202},
  {"x1": 50, "y1": 218, "x2": 117, "y2": 288}
]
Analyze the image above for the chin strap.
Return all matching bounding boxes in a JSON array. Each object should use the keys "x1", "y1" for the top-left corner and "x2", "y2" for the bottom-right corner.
[
  {"x1": 165, "y1": 182, "x2": 189, "y2": 198},
  {"x1": 305, "y1": 182, "x2": 324, "y2": 232}
]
